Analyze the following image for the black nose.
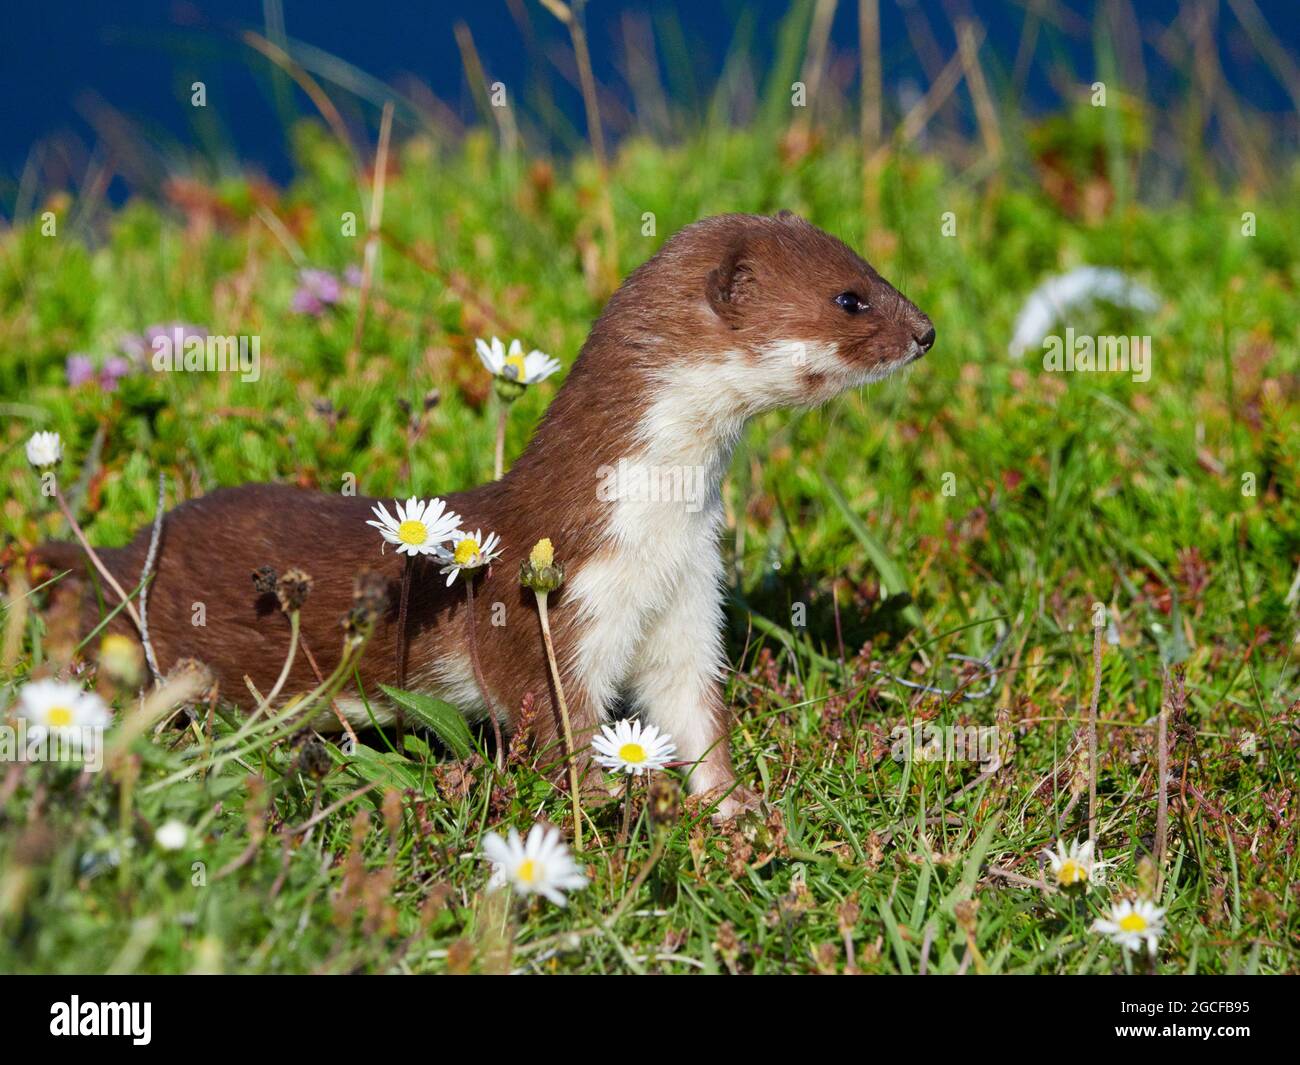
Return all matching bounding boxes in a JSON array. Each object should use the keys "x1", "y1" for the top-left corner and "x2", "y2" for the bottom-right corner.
[{"x1": 916, "y1": 324, "x2": 936, "y2": 351}]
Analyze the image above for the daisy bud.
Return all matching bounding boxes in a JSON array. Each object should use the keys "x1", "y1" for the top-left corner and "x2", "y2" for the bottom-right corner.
[
  {"x1": 25, "y1": 430, "x2": 62, "y2": 468},
  {"x1": 1137, "y1": 854, "x2": 1158, "y2": 900},
  {"x1": 252, "y1": 565, "x2": 279, "y2": 596},
  {"x1": 954, "y1": 897, "x2": 980, "y2": 936},
  {"x1": 648, "y1": 776, "x2": 681, "y2": 826},
  {"x1": 352, "y1": 570, "x2": 389, "y2": 619},
  {"x1": 275, "y1": 568, "x2": 313, "y2": 613},
  {"x1": 342, "y1": 604, "x2": 375, "y2": 644},
  {"x1": 520, "y1": 537, "x2": 564, "y2": 594},
  {"x1": 99, "y1": 633, "x2": 143, "y2": 687},
  {"x1": 154, "y1": 819, "x2": 189, "y2": 851},
  {"x1": 167, "y1": 657, "x2": 217, "y2": 701},
  {"x1": 296, "y1": 736, "x2": 333, "y2": 781}
]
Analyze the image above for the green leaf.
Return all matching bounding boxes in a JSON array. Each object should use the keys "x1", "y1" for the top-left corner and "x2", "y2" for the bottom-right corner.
[
  {"x1": 337, "y1": 742, "x2": 424, "y2": 792},
  {"x1": 378, "y1": 684, "x2": 473, "y2": 759}
]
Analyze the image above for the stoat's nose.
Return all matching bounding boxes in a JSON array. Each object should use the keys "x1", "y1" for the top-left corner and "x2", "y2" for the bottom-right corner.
[{"x1": 915, "y1": 323, "x2": 936, "y2": 351}]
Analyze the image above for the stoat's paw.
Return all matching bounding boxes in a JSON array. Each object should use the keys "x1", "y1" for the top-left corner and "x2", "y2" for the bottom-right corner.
[{"x1": 709, "y1": 783, "x2": 764, "y2": 824}]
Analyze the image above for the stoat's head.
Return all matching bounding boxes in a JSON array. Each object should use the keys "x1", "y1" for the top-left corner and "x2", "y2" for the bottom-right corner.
[{"x1": 612, "y1": 212, "x2": 934, "y2": 415}]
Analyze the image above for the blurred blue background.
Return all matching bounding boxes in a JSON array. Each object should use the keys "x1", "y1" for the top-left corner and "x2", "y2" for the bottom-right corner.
[{"x1": 4, "y1": 0, "x2": 1298, "y2": 209}]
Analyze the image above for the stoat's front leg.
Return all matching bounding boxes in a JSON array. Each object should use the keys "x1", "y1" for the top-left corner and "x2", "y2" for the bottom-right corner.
[{"x1": 626, "y1": 557, "x2": 757, "y2": 819}]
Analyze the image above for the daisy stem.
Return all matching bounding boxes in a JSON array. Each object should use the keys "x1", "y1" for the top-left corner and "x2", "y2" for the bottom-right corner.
[
  {"x1": 534, "y1": 589, "x2": 582, "y2": 850},
  {"x1": 53, "y1": 485, "x2": 143, "y2": 635},
  {"x1": 264, "y1": 610, "x2": 301, "y2": 707},
  {"x1": 397, "y1": 555, "x2": 413, "y2": 688},
  {"x1": 464, "y1": 577, "x2": 505, "y2": 772},
  {"x1": 618, "y1": 774, "x2": 634, "y2": 849},
  {"x1": 493, "y1": 403, "x2": 508, "y2": 480}
]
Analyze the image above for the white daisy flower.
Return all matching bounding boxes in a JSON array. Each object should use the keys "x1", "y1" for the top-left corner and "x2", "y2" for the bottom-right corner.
[
  {"x1": 1092, "y1": 898, "x2": 1166, "y2": 955},
  {"x1": 1043, "y1": 836, "x2": 1108, "y2": 890},
  {"x1": 366, "y1": 496, "x2": 461, "y2": 556},
  {"x1": 482, "y1": 824, "x2": 587, "y2": 907},
  {"x1": 591, "y1": 718, "x2": 677, "y2": 775},
  {"x1": 437, "y1": 529, "x2": 502, "y2": 585},
  {"x1": 25, "y1": 431, "x2": 62, "y2": 468},
  {"x1": 155, "y1": 819, "x2": 189, "y2": 851},
  {"x1": 475, "y1": 336, "x2": 561, "y2": 386},
  {"x1": 15, "y1": 678, "x2": 111, "y2": 743}
]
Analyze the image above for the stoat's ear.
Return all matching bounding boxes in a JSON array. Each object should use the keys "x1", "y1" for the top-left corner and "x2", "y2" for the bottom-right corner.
[{"x1": 706, "y1": 236, "x2": 756, "y2": 326}]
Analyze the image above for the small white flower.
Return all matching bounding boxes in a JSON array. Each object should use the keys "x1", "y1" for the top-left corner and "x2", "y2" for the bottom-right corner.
[
  {"x1": 475, "y1": 336, "x2": 561, "y2": 385},
  {"x1": 155, "y1": 819, "x2": 189, "y2": 851},
  {"x1": 366, "y1": 496, "x2": 462, "y2": 556},
  {"x1": 591, "y1": 718, "x2": 677, "y2": 775},
  {"x1": 437, "y1": 529, "x2": 502, "y2": 585},
  {"x1": 1092, "y1": 898, "x2": 1166, "y2": 955},
  {"x1": 25, "y1": 431, "x2": 62, "y2": 468},
  {"x1": 14, "y1": 678, "x2": 111, "y2": 743},
  {"x1": 482, "y1": 824, "x2": 587, "y2": 907},
  {"x1": 1042, "y1": 836, "x2": 1107, "y2": 890}
]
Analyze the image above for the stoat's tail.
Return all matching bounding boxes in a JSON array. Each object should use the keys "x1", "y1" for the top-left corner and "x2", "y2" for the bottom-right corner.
[
  {"x1": 30, "y1": 540, "x2": 91, "y2": 577},
  {"x1": 29, "y1": 540, "x2": 142, "y2": 643}
]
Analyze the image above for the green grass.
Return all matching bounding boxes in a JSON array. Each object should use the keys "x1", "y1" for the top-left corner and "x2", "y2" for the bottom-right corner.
[{"x1": 2, "y1": 95, "x2": 1299, "y2": 974}]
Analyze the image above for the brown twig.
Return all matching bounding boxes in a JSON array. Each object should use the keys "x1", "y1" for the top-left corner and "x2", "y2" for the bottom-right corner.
[
  {"x1": 53, "y1": 485, "x2": 142, "y2": 634},
  {"x1": 464, "y1": 576, "x2": 505, "y2": 772},
  {"x1": 242, "y1": 31, "x2": 358, "y2": 169},
  {"x1": 347, "y1": 100, "x2": 394, "y2": 373},
  {"x1": 539, "y1": 0, "x2": 618, "y2": 290},
  {"x1": 137, "y1": 473, "x2": 166, "y2": 684}
]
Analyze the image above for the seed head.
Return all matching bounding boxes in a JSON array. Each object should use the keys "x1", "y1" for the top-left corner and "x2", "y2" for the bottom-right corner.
[
  {"x1": 352, "y1": 570, "x2": 390, "y2": 620},
  {"x1": 252, "y1": 565, "x2": 279, "y2": 596},
  {"x1": 276, "y1": 568, "x2": 313, "y2": 612}
]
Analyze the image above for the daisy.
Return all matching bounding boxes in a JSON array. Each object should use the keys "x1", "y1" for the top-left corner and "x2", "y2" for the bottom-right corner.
[
  {"x1": 15, "y1": 679, "x2": 111, "y2": 742},
  {"x1": 155, "y1": 820, "x2": 189, "y2": 851},
  {"x1": 482, "y1": 824, "x2": 587, "y2": 906},
  {"x1": 476, "y1": 336, "x2": 561, "y2": 386},
  {"x1": 592, "y1": 718, "x2": 677, "y2": 775},
  {"x1": 437, "y1": 529, "x2": 502, "y2": 585},
  {"x1": 25, "y1": 431, "x2": 62, "y2": 468},
  {"x1": 1042, "y1": 836, "x2": 1107, "y2": 890},
  {"x1": 366, "y1": 497, "x2": 461, "y2": 556},
  {"x1": 1092, "y1": 898, "x2": 1166, "y2": 955}
]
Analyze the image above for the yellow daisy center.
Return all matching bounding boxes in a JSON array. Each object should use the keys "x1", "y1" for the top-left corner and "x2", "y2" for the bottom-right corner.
[
  {"x1": 619, "y1": 742, "x2": 647, "y2": 764},
  {"x1": 530, "y1": 538, "x2": 554, "y2": 568},
  {"x1": 1058, "y1": 859, "x2": 1088, "y2": 885},
  {"x1": 503, "y1": 353, "x2": 527, "y2": 381},
  {"x1": 47, "y1": 706, "x2": 74, "y2": 728},
  {"x1": 397, "y1": 519, "x2": 428, "y2": 546},
  {"x1": 1119, "y1": 912, "x2": 1148, "y2": 933},
  {"x1": 453, "y1": 539, "x2": 480, "y2": 566},
  {"x1": 516, "y1": 858, "x2": 539, "y2": 884}
]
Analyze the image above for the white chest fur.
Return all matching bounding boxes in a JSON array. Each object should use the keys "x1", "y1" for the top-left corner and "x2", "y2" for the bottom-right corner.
[{"x1": 563, "y1": 363, "x2": 743, "y2": 716}]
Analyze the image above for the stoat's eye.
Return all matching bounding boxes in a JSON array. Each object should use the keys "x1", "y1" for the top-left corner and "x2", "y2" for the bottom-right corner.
[{"x1": 833, "y1": 291, "x2": 867, "y2": 314}]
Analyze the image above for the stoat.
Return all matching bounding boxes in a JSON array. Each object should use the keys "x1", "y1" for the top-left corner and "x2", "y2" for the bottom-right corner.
[{"x1": 39, "y1": 211, "x2": 934, "y2": 818}]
